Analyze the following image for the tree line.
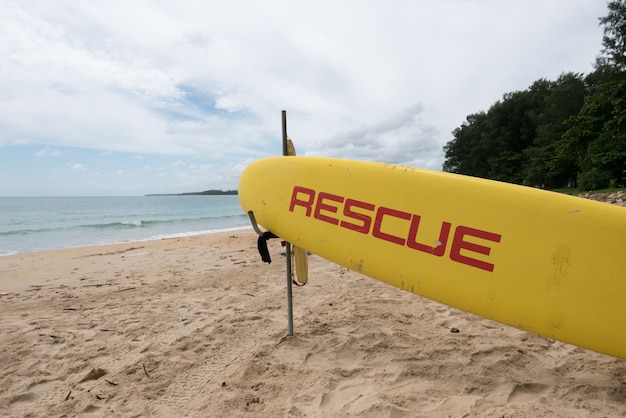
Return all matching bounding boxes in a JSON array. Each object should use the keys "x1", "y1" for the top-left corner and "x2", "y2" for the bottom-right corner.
[{"x1": 443, "y1": 1, "x2": 626, "y2": 190}]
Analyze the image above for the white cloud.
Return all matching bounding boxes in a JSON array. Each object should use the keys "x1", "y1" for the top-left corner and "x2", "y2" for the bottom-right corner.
[
  {"x1": 35, "y1": 146, "x2": 63, "y2": 157},
  {"x1": 70, "y1": 163, "x2": 86, "y2": 171},
  {"x1": 0, "y1": 0, "x2": 608, "y2": 195},
  {"x1": 310, "y1": 103, "x2": 442, "y2": 168},
  {"x1": 169, "y1": 160, "x2": 186, "y2": 169}
]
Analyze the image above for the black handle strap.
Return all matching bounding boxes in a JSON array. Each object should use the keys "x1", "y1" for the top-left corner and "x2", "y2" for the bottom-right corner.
[{"x1": 257, "y1": 231, "x2": 279, "y2": 263}]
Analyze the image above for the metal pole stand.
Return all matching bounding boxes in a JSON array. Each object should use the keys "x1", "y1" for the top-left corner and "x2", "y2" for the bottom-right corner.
[{"x1": 282, "y1": 110, "x2": 294, "y2": 336}]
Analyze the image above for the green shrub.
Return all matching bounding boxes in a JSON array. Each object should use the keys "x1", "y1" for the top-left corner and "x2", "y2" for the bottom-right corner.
[{"x1": 577, "y1": 168, "x2": 612, "y2": 191}]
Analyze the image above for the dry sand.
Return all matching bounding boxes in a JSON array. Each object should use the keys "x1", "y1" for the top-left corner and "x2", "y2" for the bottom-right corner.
[{"x1": 0, "y1": 229, "x2": 624, "y2": 417}]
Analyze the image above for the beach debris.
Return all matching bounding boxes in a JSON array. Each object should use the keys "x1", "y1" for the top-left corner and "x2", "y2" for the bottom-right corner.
[
  {"x1": 450, "y1": 327, "x2": 460, "y2": 333},
  {"x1": 143, "y1": 363, "x2": 151, "y2": 378},
  {"x1": 39, "y1": 333, "x2": 62, "y2": 340}
]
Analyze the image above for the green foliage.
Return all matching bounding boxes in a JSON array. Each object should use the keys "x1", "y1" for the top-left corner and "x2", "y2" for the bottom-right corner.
[
  {"x1": 596, "y1": 0, "x2": 626, "y2": 71},
  {"x1": 577, "y1": 167, "x2": 612, "y2": 191},
  {"x1": 443, "y1": 74, "x2": 587, "y2": 187},
  {"x1": 560, "y1": 78, "x2": 626, "y2": 187},
  {"x1": 442, "y1": 2, "x2": 626, "y2": 191}
]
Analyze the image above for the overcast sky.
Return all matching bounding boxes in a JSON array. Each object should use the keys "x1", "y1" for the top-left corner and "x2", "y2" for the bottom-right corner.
[{"x1": 0, "y1": 1, "x2": 608, "y2": 196}]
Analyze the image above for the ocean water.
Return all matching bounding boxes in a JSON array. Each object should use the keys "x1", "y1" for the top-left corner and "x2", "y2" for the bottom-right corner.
[{"x1": 0, "y1": 196, "x2": 250, "y2": 256}]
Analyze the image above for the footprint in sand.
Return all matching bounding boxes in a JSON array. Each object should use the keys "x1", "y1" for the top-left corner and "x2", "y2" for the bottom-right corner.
[
  {"x1": 507, "y1": 382, "x2": 549, "y2": 404},
  {"x1": 8, "y1": 392, "x2": 38, "y2": 405},
  {"x1": 79, "y1": 367, "x2": 109, "y2": 383}
]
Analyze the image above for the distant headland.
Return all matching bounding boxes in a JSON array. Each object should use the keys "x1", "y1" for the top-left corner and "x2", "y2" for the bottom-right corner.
[{"x1": 145, "y1": 189, "x2": 238, "y2": 196}]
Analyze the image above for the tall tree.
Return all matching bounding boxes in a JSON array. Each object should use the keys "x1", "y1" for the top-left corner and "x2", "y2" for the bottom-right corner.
[
  {"x1": 596, "y1": 0, "x2": 626, "y2": 71},
  {"x1": 443, "y1": 112, "x2": 490, "y2": 177},
  {"x1": 444, "y1": 88, "x2": 541, "y2": 184},
  {"x1": 524, "y1": 74, "x2": 587, "y2": 188},
  {"x1": 561, "y1": 79, "x2": 626, "y2": 188},
  {"x1": 565, "y1": 1, "x2": 626, "y2": 188},
  {"x1": 444, "y1": 74, "x2": 591, "y2": 188}
]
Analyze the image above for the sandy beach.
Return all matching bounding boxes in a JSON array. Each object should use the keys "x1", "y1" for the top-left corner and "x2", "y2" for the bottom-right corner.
[{"x1": 1, "y1": 229, "x2": 624, "y2": 417}]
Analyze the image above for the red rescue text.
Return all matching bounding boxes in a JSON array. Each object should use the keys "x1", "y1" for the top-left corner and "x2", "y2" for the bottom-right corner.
[{"x1": 288, "y1": 186, "x2": 502, "y2": 272}]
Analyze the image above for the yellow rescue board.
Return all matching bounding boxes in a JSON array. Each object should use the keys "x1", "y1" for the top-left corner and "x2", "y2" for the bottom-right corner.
[{"x1": 239, "y1": 156, "x2": 626, "y2": 360}]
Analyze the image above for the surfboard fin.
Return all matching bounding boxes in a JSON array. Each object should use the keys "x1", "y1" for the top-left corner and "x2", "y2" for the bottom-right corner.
[
  {"x1": 286, "y1": 137, "x2": 296, "y2": 157},
  {"x1": 292, "y1": 246, "x2": 308, "y2": 286}
]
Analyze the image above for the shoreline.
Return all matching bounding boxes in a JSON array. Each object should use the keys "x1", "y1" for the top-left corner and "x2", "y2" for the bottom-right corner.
[
  {"x1": 0, "y1": 229, "x2": 255, "y2": 292},
  {"x1": 1, "y1": 229, "x2": 624, "y2": 416},
  {"x1": 0, "y1": 224, "x2": 252, "y2": 258}
]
